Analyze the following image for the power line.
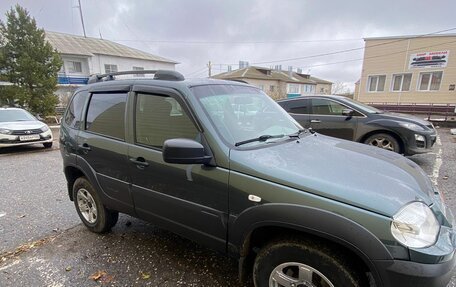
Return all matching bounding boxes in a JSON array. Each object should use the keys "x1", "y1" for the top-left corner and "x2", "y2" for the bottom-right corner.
[
  {"x1": 286, "y1": 39, "x2": 456, "y2": 70},
  {"x1": 185, "y1": 66, "x2": 208, "y2": 77},
  {"x1": 213, "y1": 27, "x2": 456, "y2": 66},
  {"x1": 109, "y1": 38, "x2": 363, "y2": 45}
]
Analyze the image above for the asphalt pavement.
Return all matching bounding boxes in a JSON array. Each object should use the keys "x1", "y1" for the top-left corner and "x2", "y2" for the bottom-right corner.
[{"x1": 0, "y1": 128, "x2": 455, "y2": 286}]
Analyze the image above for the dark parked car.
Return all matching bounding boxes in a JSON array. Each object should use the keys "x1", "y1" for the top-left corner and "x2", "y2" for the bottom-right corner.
[
  {"x1": 60, "y1": 70, "x2": 455, "y2": 287},
  {"x1": 277, "y1": 95, "x2": 436, "y2": 155}
]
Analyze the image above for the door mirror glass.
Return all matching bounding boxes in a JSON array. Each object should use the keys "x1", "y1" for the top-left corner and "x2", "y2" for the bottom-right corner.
[{"x1": 163, "y1": 138, "x2": 212, "y2": 165}]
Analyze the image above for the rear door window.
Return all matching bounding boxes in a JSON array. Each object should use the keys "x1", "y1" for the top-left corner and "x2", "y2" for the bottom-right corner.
[
  {"x1": 85, "y1": 93, "x2": 127, "y2": 140},
  {"x1": 287, "y1": 99, "x2": 310, "y2": 114}
]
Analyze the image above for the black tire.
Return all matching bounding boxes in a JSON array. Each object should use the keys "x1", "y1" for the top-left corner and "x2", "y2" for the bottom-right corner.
[
  {"x1": 363, "y1": 133, "x2": 400, "y2": 153},
  {"x1": 72, "y1": 177, "x2": 118, "y2": 233},
  {"x1": 253, "y1": 238, "x2": 368, "y2": 287},
  {"x1": 43, "y1": 142, "x2": 53, "y2": 148}
]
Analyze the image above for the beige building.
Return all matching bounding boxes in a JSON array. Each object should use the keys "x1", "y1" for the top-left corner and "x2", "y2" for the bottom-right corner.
[
  {"x1": 355, "y1": 34, "x2": 456, "y2": 105},
  {"x1": 212, "y1": 66, "x2": 332, "y2": 100}
]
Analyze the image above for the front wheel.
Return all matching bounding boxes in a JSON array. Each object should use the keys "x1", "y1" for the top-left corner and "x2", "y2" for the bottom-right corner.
[
  {"x1": 364, "y1": 133, "x2": 400, "y2": 153},
  {"x1": 253, "y1": 239, "x2": 368, "y2": 287},
  {"x1": 73, "y1": 177, "x2": 118, "y2": 233}
]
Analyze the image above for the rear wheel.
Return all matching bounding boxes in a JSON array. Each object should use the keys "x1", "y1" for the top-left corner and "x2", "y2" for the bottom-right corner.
[
  {"x1": 253, "y1": 238, "x2": 368, "y2": 287},
  {"x1": 364, "y1": 133, "x2": 400, "y2": 153},
  {"x1": 73, "y1": 177, "x2": 118, "y2": 233},
  {"x1": 43, "y1": 142, "x2": 53, "y2": 148}
]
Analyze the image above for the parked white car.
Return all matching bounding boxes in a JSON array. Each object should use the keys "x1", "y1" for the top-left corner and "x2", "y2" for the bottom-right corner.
[{"x1": 0, "y1": 107, "x2": 53, "y2": 148}]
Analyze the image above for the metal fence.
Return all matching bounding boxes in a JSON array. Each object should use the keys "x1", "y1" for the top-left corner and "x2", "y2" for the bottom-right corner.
[{"x1": 368, "y1": 103, "x2": 456, "y2": 121}]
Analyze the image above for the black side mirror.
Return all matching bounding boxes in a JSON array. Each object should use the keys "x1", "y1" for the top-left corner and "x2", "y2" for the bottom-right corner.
[
  {"x1": 342, "y1": 109, "x2": 354, "y2": 117},
  {"x1": 163, "y1": 138, "x2": 212, "y2": 165}
]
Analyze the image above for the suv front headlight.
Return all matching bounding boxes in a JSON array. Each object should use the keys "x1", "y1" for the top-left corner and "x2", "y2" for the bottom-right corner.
[
  {"x1": 391, "y1": 201, "x2": 440, "y2": 248},
  {"x1": 399, "y1": 122, "x2": 425, "y2": 131},
  {"x1": 40, "y1": 125, "x2": 49, "y2": 132}
]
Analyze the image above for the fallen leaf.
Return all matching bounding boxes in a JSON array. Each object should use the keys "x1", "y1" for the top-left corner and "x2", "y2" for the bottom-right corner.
[
  {"x1": 89, "y1": 270, "x2": 107, "y2": 281},
  {"x1": 18, "y1": 214, "x2": 26, "y2": 218},
  {"x1": 141, "y1": 272, "x2": 151, "y2": 280},
  {"x1": 65, "y1": 266, "x2": 72, "y2": 272},
  {"x1": 443, "y1": 176, "x2": 449, "y2": 180},
  {"x1": 100, "y1": 274, "x2": 114, "y2": 284}
]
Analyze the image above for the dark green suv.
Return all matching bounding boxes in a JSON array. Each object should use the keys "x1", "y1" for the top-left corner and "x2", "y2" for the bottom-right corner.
[{"x1": 60, "y1": 70, "x2": 455, "y2": 287}]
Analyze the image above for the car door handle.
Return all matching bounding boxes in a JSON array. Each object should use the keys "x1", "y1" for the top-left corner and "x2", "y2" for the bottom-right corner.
[
  {"x1": 130, "y1": 157, "x2": 149, "y2": 167},
  {"x1": 78, "y1": 143, "x2": 91, "y2": 151},
  {"x1": 310, "y1": 119, "x2": 321, "y2": 123}
]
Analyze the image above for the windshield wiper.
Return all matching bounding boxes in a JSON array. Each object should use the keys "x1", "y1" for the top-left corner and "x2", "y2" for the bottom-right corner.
[
  {"x1": 235, "y1": 134, "x2": 284, "y2": 147},
  {"x1": 287, "y1": 129, "x2": 306, "y2": 138}
]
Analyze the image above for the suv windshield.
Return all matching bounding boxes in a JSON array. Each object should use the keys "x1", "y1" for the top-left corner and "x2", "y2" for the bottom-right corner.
[
  {"x1": 191, "y1": 84, "x2": 301, "y2": 146},
  {"x1": 0, "y1": 109, "x2": 36, "y2": 122}
]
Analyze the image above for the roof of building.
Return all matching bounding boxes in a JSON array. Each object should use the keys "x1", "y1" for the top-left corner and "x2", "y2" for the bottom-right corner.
[
  {"x1": 212, "y1": 66, "x2": 332, "y2": 85},
  {"x1": 309, "y1": 76, "x2": 332, "y2": 85},
  {"x1": 364, "y1": 33, "x2": 456, "y2": 41},
  {"x1": 45, "y1": 31, "x2": 178, "y2": 64}
]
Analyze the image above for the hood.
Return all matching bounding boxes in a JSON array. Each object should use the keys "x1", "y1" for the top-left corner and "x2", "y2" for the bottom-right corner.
[
  {"x1": 230, "y1": 134, "x2": 435, "y2": 217},
  {"x1": 0, "y1": 121, "x2": 47, "y2": 130},
  {"x1": 381, "y1": 112, "x2": 432, "y2": 127}
]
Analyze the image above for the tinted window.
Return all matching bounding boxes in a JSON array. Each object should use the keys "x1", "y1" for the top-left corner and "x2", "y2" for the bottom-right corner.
[
  {"x1": 135, "y1": 93, "x2": 199, "y2": 149},
  {"x1": 311, "y1": 99, "x2": 345, "y2": 115},
  {"x1": 64, "y1": 91, "x2": 87, "y2": 129},
  {"x1": 86, "y1": 93, "x2": 126, "y2": 140},
  {"x1": 287, "y1": 99, "x2": 309, "y2": 114}
]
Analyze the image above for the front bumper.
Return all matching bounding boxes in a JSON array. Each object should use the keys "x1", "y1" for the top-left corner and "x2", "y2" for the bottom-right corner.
[
  {"x1": 0, "y1": 130, "x2": 53, "y2": 148},
  {"x1": 373, "y1": 255, "x2": 455, "y2": 287},
  {"x1": 404, "y1": 129, "x2": 437, "y2": 155}
]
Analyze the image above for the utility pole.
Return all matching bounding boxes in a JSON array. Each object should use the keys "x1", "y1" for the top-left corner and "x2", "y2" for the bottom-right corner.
[
  {"x1": 77, "y1": 0, "x2": 87, "y2": 37},
  {"x1": 207, "y1": 61, "x2": 212, "y2": 77}
]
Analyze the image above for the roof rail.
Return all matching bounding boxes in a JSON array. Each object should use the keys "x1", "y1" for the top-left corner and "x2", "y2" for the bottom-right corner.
[{"x1": 87, "y1": 70, "x2": 185, "y2": 84}]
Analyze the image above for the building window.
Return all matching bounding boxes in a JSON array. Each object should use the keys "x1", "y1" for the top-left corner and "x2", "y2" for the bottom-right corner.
[
  {"x1": 392, "y1": 73, "x2": 412, "y2": 92},
  {"x1": 270, "y1": 85, "x2": 275, "y2": 92},
  {"x1": 104, "y1": 64, "x2": 118, "y2": 74},
  {"x1": 418, "y1": 71, "x2": 442, "y2": 91},
  {"x1": 367, "y1": 75, "x2": 386, "y2": 92},
  {"x1": 288, "y1": 84, "x2": 300, "y2": 94},
  {"x1": 133, "y1": 66, "x2": 145, "y2": 77},
  {"x1": 320, "y1": 87, "x2": 325, "y2": 93},
  {"x1": 67, "y1": 61, "x2": 82, "y2": 73},
  {"x1": 302, "y1": 84, "x2": 315, "y2": 94}
]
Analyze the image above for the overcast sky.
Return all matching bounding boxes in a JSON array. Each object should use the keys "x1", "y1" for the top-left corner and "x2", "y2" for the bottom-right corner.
[{"x1": 1, "y1": 0, "x2": 455, "y2": 91}]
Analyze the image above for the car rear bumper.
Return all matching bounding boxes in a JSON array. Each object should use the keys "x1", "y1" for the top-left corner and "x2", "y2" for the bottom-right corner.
[{"x1": 373, "y1": 255, "x2": 455, "y2": 287}]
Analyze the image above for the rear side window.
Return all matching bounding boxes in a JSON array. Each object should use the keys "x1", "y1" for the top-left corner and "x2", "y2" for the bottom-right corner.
[
  {"x1": 64, "y1": 91, "x2": 88, "y2": 129},
  {"x1": 86, "y1": 93, "x2": 127, "y2": 140}
]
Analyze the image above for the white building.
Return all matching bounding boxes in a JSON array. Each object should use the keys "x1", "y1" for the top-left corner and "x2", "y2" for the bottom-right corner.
[{"x1": 45, "y1": 31, "x2": 178, "y2": 103}]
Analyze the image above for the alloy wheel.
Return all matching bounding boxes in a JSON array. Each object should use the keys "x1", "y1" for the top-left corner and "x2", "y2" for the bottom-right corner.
[
  {"x1": 76, "y1": 188, "x2": 98, "y2": 224},
  {"x1": 269, "y1": 262, "x2": 335, "y2": 287}
]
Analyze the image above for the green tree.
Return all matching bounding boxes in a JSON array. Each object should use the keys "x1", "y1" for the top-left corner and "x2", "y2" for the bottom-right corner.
[{"x1": 0, "y1": 5, "x2": 62, "y2": 116}]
